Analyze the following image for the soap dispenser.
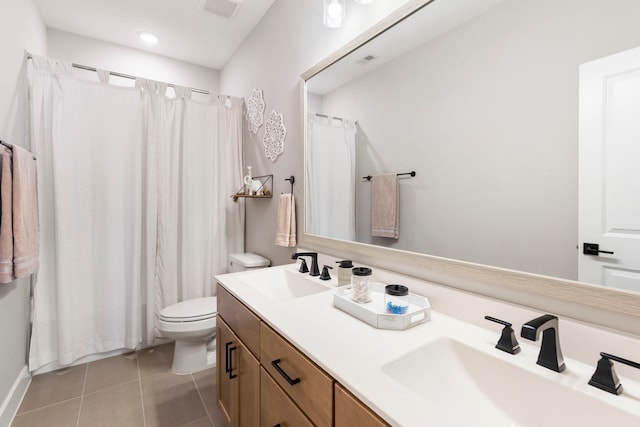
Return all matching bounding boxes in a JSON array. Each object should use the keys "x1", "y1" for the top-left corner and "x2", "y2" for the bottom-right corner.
[{"x1": 335, "y1": 260, "x2": 353, "y2": 286}]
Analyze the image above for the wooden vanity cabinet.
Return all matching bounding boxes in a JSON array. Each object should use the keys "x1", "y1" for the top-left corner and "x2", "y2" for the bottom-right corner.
[
  {"x1": 216, "y1": 285, "x2": 260, "y2": 427},
  {"x1": 335, "y1": 383, "x2": 390, "y2": 427},
  {"x1": 216, "y1": 282, "x2": 389, "y2": 427},
  {"x1": 260, "y1": 367, "x2": 314, "y2": 427},
  {"x1": 216, "y1": 318, "x2": 260, "y2": 427},
  {"x1": 217, "y1": 285, "x2": 260, "y2": 357},
  {"x1": 260, "y1": 322, "x2": 333, "y2": 427}
]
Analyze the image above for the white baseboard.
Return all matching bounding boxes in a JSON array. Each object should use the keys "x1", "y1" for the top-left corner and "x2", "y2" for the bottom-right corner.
[{"x1": 0, "y1": 365, "x2": 31, "y2": 427}]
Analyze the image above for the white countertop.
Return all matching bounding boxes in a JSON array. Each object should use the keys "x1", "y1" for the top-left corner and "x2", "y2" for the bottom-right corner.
[{"x1": 215, "y1": 263, "x2": 640, "y2": 426}]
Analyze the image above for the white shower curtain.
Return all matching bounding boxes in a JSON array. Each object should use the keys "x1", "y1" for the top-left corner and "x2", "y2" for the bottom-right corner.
[
  {"x1": 306, "y1": 114, "x2": 357, "y2": 241},
  {"x1": 28, "y1": 56, "x2": 244, "y2": 371},
  {"x1": 150, "y1": 85, "x2": 245, "y2": 343}
]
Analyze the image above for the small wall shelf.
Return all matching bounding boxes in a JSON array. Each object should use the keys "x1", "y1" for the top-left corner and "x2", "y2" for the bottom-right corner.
[{"x1": 232, "y1": 174, "x2": 273, "y2": 202}]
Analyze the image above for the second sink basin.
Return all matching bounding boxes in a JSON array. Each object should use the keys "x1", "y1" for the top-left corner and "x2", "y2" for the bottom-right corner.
[
  {"x1": 381, "y1": 337, "x2": 639, "y2": 426},
  {"x1": 236, "y1": 267, "x2": 332, "y2": 301}
]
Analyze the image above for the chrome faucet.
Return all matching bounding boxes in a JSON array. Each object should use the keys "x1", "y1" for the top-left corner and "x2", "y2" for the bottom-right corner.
[
  {"x1": 521, "y1": 314, "x2": 566, "y2": 372},
  {"x1": 291, "y1": 252, "x2": 319, "y2": 276}
]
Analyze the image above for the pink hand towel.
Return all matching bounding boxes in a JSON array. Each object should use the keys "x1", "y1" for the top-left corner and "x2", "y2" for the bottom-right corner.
[
  {"x1": 11, "y1": 145, "x2": 39, "y2": 278},
  {"x1": 0, "y1": 148, "x2": 13, "y2": 283},
  {"x1": 275, "y1": 194, "x2": 296, "y2": 247},
  {"x1": 371, "y1": 174, "x2": 399, "y2": 239}
]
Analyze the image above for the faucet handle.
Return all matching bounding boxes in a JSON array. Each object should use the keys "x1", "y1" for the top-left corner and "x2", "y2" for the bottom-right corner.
[
  {"x1": 319, "y1": 265, "x2": 333, "y2": 281},
  {"x1": 297, "y1": 259, "x2": 309, "y2": 274},
  {"x1": 484, "y1": 316, "x2": 520, "y2": 355},
  {"x1": 589, "y1": 352, "x2": 640, "y2": 395}
]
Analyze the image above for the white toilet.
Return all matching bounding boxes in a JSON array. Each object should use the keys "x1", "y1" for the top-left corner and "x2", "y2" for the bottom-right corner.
[{"x1": 157, "y1": 253, "x2": 270, "y2": 374}]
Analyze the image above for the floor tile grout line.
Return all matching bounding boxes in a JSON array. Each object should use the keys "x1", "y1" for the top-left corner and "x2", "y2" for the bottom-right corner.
[
  {"x1": 75, "y1": 363, "x2": 88, "y2": 427},
  {"x1": 80, "y1": 378, "x2": 141, "y2": 397},
  {"x1": 14, "y1": 395, "x2": 83, "y2": 416},
  {"x1": 137, "y1": 351, "x2": 148, "y2": 427},
  {"x1": 191, "y1": 373, "x2": 214, "y2": 426}
]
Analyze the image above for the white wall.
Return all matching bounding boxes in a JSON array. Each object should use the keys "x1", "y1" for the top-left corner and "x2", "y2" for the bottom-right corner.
[
  {"x1": 0, "y1": 0, "x2": 47, "y2": 419},
  {"x1": 48, "y1": 29, "x2": 220, "y2": 99},
  {"x1": 317, "y1": 0, "x2": 640, "y2": 280},
  {"x1": 220, "y1": 0, "x2": 411, "y2": 266}
]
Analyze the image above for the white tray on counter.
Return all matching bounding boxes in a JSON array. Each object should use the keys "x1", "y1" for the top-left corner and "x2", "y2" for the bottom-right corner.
[{"x1": 333, "y1": 282, "x2": 431, "y2": 330}]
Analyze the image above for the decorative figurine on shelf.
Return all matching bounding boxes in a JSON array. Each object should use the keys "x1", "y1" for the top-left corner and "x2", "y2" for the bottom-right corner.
[
  {"x1": 241, "y1": 166, "x2": 265, "y2": 196},
  {"x1": 250, "y1": 179, "x2": 264, "y2": 196},
  {"x1": 243, "y1": 166, "x2": 253, "y2": 194}
]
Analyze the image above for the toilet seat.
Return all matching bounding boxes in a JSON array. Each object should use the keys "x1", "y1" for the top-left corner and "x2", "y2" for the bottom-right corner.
[{"x1": 159, "y1": 297, "x2": 217, "y2": 323}]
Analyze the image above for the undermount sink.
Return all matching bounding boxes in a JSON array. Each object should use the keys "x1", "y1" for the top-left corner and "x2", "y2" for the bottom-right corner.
[
  {"x1": 382, "y1": 338, "x2": 639, "y2": 426},
  {"x1": 236, "y1": 268, "x2": 332, "y2": 300}
]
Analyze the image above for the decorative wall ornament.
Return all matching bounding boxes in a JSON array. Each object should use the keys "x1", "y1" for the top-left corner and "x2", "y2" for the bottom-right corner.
[
  {"x1": 263, "y1": 110, "x2": 286, "y2": 162},
  {"x1": 246, "y1": 88, "x2": 265, "y2": 134}
]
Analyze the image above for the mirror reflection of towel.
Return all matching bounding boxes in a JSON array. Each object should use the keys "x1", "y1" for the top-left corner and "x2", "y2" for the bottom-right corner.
[
  {"x1": 275, "y1": 194, "x2": 296, "y2": 247},
  {"x1": 371, "y1": 174, "x2": 399, "y2": 239}
]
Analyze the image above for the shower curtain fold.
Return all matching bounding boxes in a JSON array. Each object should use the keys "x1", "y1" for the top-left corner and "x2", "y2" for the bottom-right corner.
[
  {"x1": 28, "y1": 55, "x2": 244, "y2": 371},
  {"x1": 306, "y1": 114, "x2": 357, "y2": 241}
]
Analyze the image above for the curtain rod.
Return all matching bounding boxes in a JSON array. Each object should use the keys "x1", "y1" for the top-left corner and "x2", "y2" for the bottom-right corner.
[
  {"x1": 315, "y1": 113, "x2": 359, "y2": 124},
  {"x1": 26, "y1": 52, "x2": 210, "y2": 95}
]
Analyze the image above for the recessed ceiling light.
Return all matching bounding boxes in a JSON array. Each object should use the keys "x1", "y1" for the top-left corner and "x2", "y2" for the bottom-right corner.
[{"x1": 137, "y1": 31, "x2": 159, "y2": 45}]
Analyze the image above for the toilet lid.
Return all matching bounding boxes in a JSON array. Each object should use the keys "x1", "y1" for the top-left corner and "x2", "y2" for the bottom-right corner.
[{"x1": 159, "y1": 297, "x2": 217, "y2": 322}]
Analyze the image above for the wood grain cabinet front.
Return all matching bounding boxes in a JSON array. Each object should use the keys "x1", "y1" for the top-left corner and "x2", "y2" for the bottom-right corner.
[
  {"x1": 216, "y1": 317, "x2": 260, "y2": 427},
  {"x1": 260, "y1": 367, "x2": 314, "y2": 427},
  {"x1": 260, "y1": 323, "x2": 333, "y2": 427},
  {"x1": 216, "y1": 281, "x2": 390, "y2": 427},
  {"x1": 217, "y1": 284, "x2": 261, "y2": 358},
  {"x1": 335, "y1": 383, "x2": 391, "y2": 427}
]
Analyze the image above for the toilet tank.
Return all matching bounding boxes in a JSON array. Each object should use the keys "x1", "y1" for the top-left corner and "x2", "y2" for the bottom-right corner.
[{"x1": 228, "y1": 253, "x2": 270, "y2": 273}]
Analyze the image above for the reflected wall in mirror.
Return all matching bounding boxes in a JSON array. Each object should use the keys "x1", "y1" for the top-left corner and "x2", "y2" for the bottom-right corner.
[{"x1": 305, "y1": 0, "x2": 640, "y2": 289}]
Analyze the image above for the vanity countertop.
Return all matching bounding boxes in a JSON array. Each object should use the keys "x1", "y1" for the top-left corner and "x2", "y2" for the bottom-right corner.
[{"x1": 215, "y1": 263, "x2": 640, "y2": 426}]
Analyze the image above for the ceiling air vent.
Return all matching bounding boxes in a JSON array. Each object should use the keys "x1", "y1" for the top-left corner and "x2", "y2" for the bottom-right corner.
[
  {"x1": 357, "y1": 54, "x2": 378, "y2": 65},
  {"x1": 199, "y1": 0, "x2": 242, "y2": 19}
]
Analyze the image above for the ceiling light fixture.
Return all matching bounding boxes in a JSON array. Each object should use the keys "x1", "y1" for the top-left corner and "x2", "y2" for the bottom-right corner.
[
  {"x1": 137, "y1": 31, "x2": 159, "y2": 45},
  {"x1": 323, "y1": 0, "x2": 345, "y2": 28}
]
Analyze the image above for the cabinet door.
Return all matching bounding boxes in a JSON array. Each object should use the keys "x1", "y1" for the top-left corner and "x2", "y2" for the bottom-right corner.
[
  {"x1": 335, "y1": 384, "x2": 389, "y2": 427},
  {"x1": 217, "y1": 318, "x2": 236, "y2": 426},
  {"x1": 260, "y1": 368, "x2": 314, "y2": 427},
  {"x1": 217, "y1": 318, "x2": 260, "y2": 427},
  {"x1": 237, "y1": 339, "x2": 260, "y2": 427}
]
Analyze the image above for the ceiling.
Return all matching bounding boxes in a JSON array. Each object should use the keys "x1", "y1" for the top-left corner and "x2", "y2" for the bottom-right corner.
[{"x1": 35, "y1": 0, "x2": 276, "y2": 69}]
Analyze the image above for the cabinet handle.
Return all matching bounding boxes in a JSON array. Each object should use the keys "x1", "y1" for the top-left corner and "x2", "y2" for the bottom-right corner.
[
  {"x1": 224, "y1": 341, "x2": 233, "y2": 373},
  {"x1": 229, "y1": 346, "x2": 237, "y2": 379},
  {"x1": 271, "y1": 359, "x2": 301, "y2": 385}
]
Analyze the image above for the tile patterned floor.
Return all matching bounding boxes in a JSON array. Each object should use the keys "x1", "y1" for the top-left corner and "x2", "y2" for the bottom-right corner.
[{"x1": 11, "y1": 343, "x2": 227, "y2": 427}]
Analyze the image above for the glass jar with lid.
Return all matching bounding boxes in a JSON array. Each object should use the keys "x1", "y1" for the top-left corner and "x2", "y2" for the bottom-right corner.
[
  {"x1": 351, "y1": 267, "x2": 372, "y2": 303},
  {"x1": 385, "y1": 284, "x2": 409, "y2": 314}
]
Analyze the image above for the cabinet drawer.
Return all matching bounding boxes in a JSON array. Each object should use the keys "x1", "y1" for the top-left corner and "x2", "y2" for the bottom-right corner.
[
  {"x1": 335, "y1": 383, "x2": 390, "y2": 427},
  {"x1": 260, "y1": 323, "x2": 333, "y2": 427},
  {"x1": 260, "y1": 367, "x2": 314, "y2": 427},
  {"x1": 217, "y1": 283, "x2": 261, "y2": 357}
]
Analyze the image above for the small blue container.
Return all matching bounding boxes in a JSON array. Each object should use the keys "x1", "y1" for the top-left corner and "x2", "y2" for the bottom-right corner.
[{"x1": 385, "y1": 284, "x2": 409, "y2": 314}]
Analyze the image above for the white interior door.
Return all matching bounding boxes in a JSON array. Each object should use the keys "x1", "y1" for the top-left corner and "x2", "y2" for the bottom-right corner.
[{"x1": 579, "y1": 46, "x2": 640, "y2": 291}]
